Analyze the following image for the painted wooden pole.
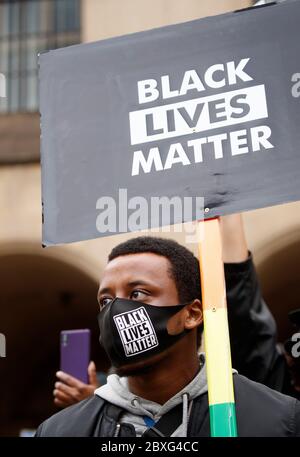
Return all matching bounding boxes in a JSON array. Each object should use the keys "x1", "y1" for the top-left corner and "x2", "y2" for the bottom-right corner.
[{"x1": 197, "y1": 217, "x2": 238, "y2": 437}]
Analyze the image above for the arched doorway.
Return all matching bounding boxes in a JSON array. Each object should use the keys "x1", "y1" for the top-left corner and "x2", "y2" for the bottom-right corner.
[
  {"x1": 257, "y1": 232, "x2": 300, "y2": 343},
  {"x1": 0, "y1": 242, "x2": 110, "y2": 436}
]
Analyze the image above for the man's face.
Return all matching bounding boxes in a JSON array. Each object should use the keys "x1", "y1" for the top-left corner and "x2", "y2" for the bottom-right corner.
[
  {"x1": 97, "y1": 252, "x2": 194, "y2": 376},
  {"x1": 98, "y1": 252, "x2": 179, "y2": 307}
]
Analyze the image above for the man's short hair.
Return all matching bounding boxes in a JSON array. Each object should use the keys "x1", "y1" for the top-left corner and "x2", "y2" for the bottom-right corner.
[{"x1": 108, "y1": 236, "x2": 203, "y2": 343}]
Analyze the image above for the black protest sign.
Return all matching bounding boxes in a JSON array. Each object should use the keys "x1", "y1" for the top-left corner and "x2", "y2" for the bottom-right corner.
[{"x1": 39, "y1": 1, "x2": 300, "y2": 245}]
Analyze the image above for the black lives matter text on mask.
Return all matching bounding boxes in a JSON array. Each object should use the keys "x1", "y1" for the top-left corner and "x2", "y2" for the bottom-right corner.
[
  {"x1": 129, "y1": 58, "x2": 274, "y2": 176},
  {"x1": 114, "y1": 307, "x2": 158, "y2": 357}
]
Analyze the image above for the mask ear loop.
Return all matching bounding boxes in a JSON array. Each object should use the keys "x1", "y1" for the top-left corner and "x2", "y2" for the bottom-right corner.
[{"x1": 166, "y1": 301, "x2": 196, "y2": 337}]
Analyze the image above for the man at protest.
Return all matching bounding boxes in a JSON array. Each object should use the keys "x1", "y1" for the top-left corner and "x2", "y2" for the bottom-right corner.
[
  {"x1": 36, "y1": 230, "x2": 300, "y2": 436},
  {"x1": 51, "y1": 214, "x2": 299, "y2": 410},
  {"x1": 52, "y1": 213, "x2": 251, "y2": 408}
]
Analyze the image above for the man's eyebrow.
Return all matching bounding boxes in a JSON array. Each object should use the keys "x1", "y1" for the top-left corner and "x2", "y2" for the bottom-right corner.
[
  {"x1": 98, "y1": 280, "x2": 155, "y2": 295},
  {"x1": 127, "y1": 280, "x2": 156, "y2": 288},
  {"x1": 97, "y1": 279, "x2": 158, "y2": 301}
]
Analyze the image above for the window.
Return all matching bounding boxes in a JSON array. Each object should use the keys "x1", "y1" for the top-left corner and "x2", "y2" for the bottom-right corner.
[{"x1": 0, "y1": 0, "x2": 81, "y2": 113}]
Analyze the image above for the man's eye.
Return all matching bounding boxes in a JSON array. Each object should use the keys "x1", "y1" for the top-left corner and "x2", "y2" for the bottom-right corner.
[
  {"x1": 100, "y1": 297, "x2": 113, "y2": 308},
  {"x1": 130, "y1": 290, "x2": 148, "y2": 300}
]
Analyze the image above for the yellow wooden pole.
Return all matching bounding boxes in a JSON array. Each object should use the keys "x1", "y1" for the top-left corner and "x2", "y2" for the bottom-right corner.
[{"x1": 197, "y1": 217, "x2": 237, "y2": 437}]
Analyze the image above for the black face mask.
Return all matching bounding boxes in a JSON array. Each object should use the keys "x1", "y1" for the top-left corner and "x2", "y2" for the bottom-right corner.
[{"x1": 98, "y1": 297, "x2": 191, "y2": 368}]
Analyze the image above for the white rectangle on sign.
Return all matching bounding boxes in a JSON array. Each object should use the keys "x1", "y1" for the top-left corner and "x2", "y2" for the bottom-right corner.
[{"x1": 129, "y1": 84, "x2": 268, "y2": 145}]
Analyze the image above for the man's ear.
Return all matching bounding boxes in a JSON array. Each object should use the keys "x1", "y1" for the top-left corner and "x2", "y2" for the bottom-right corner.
[
  {"x1": 167, "y1": 299, "x2": 203, "y2": 335},
  {"x1": 184, "y1": 299, "x2": 203, "y2": 330}
]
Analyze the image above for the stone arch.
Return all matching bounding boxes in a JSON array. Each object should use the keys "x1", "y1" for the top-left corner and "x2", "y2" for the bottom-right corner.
[{"x1": 0, "y1": 241, "x2": 110, "y2": 436}]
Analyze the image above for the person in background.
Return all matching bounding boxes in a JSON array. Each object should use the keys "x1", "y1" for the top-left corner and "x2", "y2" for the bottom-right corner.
[
  {"x1": 53, "y1": 361, "x2": 101, "y2": 408},
  {"x1": 222, "y1": 214, "x2": 300, "y2": 399}
]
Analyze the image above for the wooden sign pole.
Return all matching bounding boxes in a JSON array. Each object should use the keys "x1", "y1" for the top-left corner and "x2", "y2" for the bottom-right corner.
[{"x1": 197, "y1": 217, "x2": 238, "y2": 437}]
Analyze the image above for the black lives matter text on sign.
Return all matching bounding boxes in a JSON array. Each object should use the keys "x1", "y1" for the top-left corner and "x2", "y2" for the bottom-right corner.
[{"x1": 130, "y1": 59, "x2": 272, "y2": 176}]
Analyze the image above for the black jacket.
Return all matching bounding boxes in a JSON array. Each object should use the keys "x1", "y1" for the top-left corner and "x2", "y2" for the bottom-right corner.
[
  {"x1": 225, "y1": 255, "x2": 295, "y2": 397},
  {"x1": 36, "y1": 374, "x2": 300, "y2": 437}
]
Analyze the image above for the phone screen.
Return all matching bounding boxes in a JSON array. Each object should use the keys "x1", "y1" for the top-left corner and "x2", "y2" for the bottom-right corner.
[{"x1": 60, "y1": 329, "x2": 90, "y2": 383}]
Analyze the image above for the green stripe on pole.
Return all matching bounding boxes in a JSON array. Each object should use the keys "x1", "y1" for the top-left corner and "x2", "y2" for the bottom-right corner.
[{"x1": 209, "y1": 403, "x2": 238, "y2": 437}]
